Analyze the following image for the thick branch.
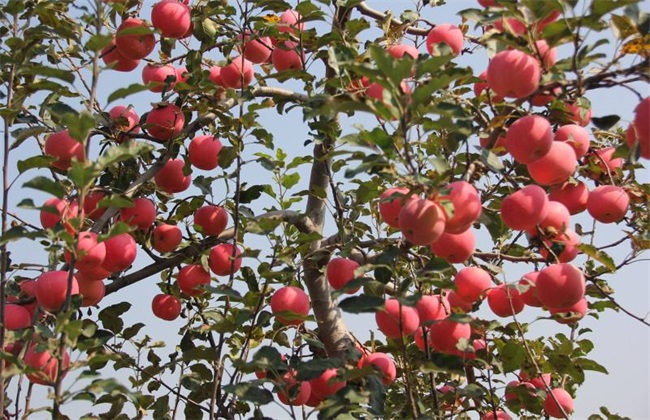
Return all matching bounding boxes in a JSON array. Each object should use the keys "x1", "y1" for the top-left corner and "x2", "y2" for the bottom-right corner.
[{"x1": 355, "y1": 2, "x2": 429, "y2": 36}]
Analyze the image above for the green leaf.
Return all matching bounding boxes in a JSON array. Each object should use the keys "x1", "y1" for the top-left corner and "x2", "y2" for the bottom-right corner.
[
  {"x1": 579, "y1": 244, "x2": 616, "y2": 271},
  {"x1": 107, "y1": 84, "x2": 149, "y2": 104},
  {"x1": 10, "y1": 126, "x2": 47, "y2": 150},
  {"x1": 591, "y1": 0, "x2": 637, "y2": 17},
  {"x1": 339, "y1": 295, "x2": 384, "y2": 314},
  {"x1": 500, "y1": 341, "x2": 526, "y2": 373},
  {"x1": 98, "y1": 141, "x2": 154, "y2": 168},
  {"x1": 0, "y1": 226, "x2": 45, "y2": 245},
  {"x1": 23, "y1": 65, "x2": 75, "y2": 84},
  {"x1": 222, "y1": 382, "x2": 273, "y2": 405},
  {"x1": 23, "y1": 176, "x2": 66, "y2": 198},
  {"x1": 17, "y1": 155, "x2": 56, "y2": 174},
  {"x1": 98, "y1": 302, "x2": 132, "y2": 334},
  {"x1": 576, "y1": 357, "x2": 609, "y2": 374},
  {"x1": 68, "y1": 161, "x2": 101, "y2": 190}
]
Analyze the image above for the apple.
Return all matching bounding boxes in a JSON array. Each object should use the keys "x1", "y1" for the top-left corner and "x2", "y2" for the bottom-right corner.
[
  {"x1": 4, "y1": 304, "x2": 32, "y2": 330},
  {"x1": 119, "y1": 197, "x2": 156, "y2": 231},
  {"x1": 209, "y1": 66, "x2": 226, "y2": 88},
  {"x1": 278, "y1": 9, "x2": 305, "y2": 35},
  {"x1": 549, "y1": 298, "x2": 588, "y2": 324},
  {"x1": 44, "y1": 129, "x2": 85, "y2": 170},
  {"x1": 154, "y1": 158, "x2": 191, "y2": 194},
  {"x1": 239, "y1": 31, "x2": 273, "y2": 64},
  {"x1": 500, "y1": 185, "x2": 550, "y2": 231},
  {"x1": 115, "y1": 18, "x2": 156, "y2": 60},
  {"x1": 414, "y1": 327, "x2": 428, "y2": 351},
  {"x1": 482, "y1": 410, "x2": 514, "y2": 420},
  {"x1": 454, "y1": 266, "x2": 492, "y2": 303},
  {"x1": 548, "y1": 181, "x2": 589, "y2": 215},
  {"x1": 101, "y1": 39, "x2": 140, "y2": 72},
  {"x1": 588, "y1": 146, "x2": 623, "y2": 177},
  {"x1": 326, "y1": 257, "x2": 360, "y2": 293},
  {"x1": 142, "y1": 64, "x2": 177, "y2": 93},
  {"x1": 101, "y1": 233, "x2": 138, "y2": 272},
  {"x1": 519, "y1": 371, "x2": 551, "y2": 390},
  {"x1": 76, "y1": 264, "x2": 111, "y2": 282},
  {"x1": 194, "y1": 205, "x2": 229, "y2": 236},
  {"x1": 151, "y1": 0, "x2": 191, "y2": 39},
  {"x1": 429, "y1": 318, "x2": 472, "y2": 353},
  {"x1": 474, "y1": 70, "x2": 503, "y2": 103},
  {"x1": 270, "y1": 286, "x2": 310, "y2": 326},
  {"x1": 554, "y1": 124, "x2": 590, "y2": 159},
  {"x1": 188, "y1": 135, "x2": 223, "y2": 170},
  {"x1": 505, "y1": 115, "x2": 553, "y2": 164},
  {"x1": 36, "y1": 271, "x2": 80, "y2": 312},
  {"x1": 518, "y1": 271, "x2": 542, "y2": 307},
  {"x1": 152, "y1": 224, "x2": 182, "y2": 253},
  {"x1": 416, "y1": 294, "x2": 448, "y2": 326},
  {"x1": 83, "y1": 191, "x2": 107, "y2": 221},
  {"x1": 426, "y1": 24, "x2": 463, "y2": 56},
  {"x1": 540, "y1": 228, "x2": 580, "y2": 263},
  {"x1": 535, "y1": 263, "x2": 585, "y2": 308},
  {"x1": 347, "y1": 76, "x2": 370, "y2": 98},
  {"x1": 174, "y1": 66, "x2": 189, "y2": 89},
  {"x1": 633, "y1": 97, "x2": 649, "y2": 145},
  {"x1": 398, "y1": 198, "x2": 445, "y2": 246},
  {"x1": 544, "y1": 388, "x2": 574, "y2": 418},
  {"x1": 63, "y1": 231, "x2": 106, "y2": 271},
  {"x1": 504, "y1": 381, "x2": 536, "y2": 411},
  {"x1": 626, "y1": 123, "x2": 650, "y2": 159},
  {"x1": 564, "y1": 102, "x2": 592, "y2": 127},
  {"x1": 437, "y1": 180, "x2": 482, "y2": 233},
  {"x1": 76, "y1": 276, "x2": 105, "y2": 307},
  {"x1": 486, "y1": 285, "x2": 525, "y2": 317},
  {"x1": 308, "y1": 368, "x2": 345, "y2": 401},
  {"x1": 487, "y1": 50, "x2": 540, "y2": 99},
  {"x1": 477, "y1": 0, "x2": 498, "y2": 6},
  {"x1": 208, "y1": 243, "x2": 242, "y2": 276},
  {"x1": 145, "y1": 104, "x2": 185, "y2": 140},
  {"x1": 378, "y1": 187, "x2": 412, "y2": 228},
  {"x1": 272, "y1": 41, "x2": 304, "y2": 71},
  {"x1": 530, "y1": 86, "x2": 561, "y2": 107},
  {"x1": 386, "y1": 43, "x2": 419, "y2": 59},
  {"x1": 177, "y1": 264, "x2": 211, "y2": 296},
  {"x1": 446, "y1": 290, "x2": 473, "y2": 313},
  {"x1": 277, "y1": 372, "x2": 311, "y2": 406},
  {"x1": 362, "y1": 352, "x2": 396, "y2": 385},
  {"x1": 586, "y1": 185, "x2": 629, "y2": 223},
  {"x1": 430, "y1": 228, "x2": 475, "y2": 263},
  {"x1": 220, "y1": 56, "x2": 254, "y2": 89},
  {"x1": 152, "y1": 293, "x2": 182, "y2": 321},
  {"x1": 529, "y1": 201, "x2": 571, "y2": 237},
  {"x1": 534, "y1": 40, "x2": 556, "y2": 69},
  {"x1": 375, "y1": 298, "x2": 420, "y2": 338},
  {"x1": 24, "y1": 343, "x2": 70, "y2": 386},
  {"x1": 492, "y1": 17, "x2": 526, "y2": 36},
  {"x1": 108, "y1": 106, "x2": 140, "y2": 142},
  {"x1": 40, "y1": 197, "x2": 79, "y2": 232}
]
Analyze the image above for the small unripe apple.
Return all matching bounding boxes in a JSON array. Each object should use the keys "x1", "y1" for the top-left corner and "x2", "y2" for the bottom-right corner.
[
  {"x1": 426, "y1": 24, "x2": 463, "y2": 56},
  {"x1": 270, "y1": 286, "x2": 310, "y2": 326},
  {"x1": 152, "y1": 293, "x2": 181, "y2": 321}
]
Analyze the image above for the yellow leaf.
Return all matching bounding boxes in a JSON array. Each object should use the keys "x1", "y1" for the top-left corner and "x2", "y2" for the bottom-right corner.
[{"x1": 621, "y1": 36, "x2": 650, "y2": 58}]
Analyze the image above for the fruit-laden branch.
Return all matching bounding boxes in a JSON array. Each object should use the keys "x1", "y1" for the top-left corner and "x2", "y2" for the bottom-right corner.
[{"x1": 105, "y1": 210, "x2": 315, "y2": 295}]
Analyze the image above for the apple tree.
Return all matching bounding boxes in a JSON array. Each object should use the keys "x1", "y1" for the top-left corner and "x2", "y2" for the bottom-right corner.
[{"x1": 0, "y1": 0, "x2": 648, "y2": 418}]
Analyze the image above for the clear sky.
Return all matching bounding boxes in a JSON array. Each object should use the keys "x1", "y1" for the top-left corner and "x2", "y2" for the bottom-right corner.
[{"x1": 4, "y1": 0, "x2": 649, "y2": 418}]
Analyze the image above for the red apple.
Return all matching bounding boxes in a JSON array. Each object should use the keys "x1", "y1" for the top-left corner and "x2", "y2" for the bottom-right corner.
[
  {"x1": 554, "y1": 124, "x2": 590, "y2": 159},
  {"x1": 416, "y1": 294, "x2": 448, "y2": 326},
  {"x1": 154, "y1": 158, "x2": 191, "y2": 194},
  {"x1": 108, "y1": 106, "x2": 140, "y2": 142},
  {"x1": 626, "y1": 123, "x2": 650, "y2": 159},
  {"x1": 398, "y1": 198, "x2": 446, "y2": 246},
  {"x1": 454, "y1": 266, "x2": 492, "y2": 303},
  {"x1": 194, "y1": 205, "x2": 228, "y2": 236},
  {"x1": 119, "y1": 197, "x2": 156, "y2": 231},
  {"x1": 40, "y1": 197, "x2": 79, "y2": 232},
  {"x1": 277, "y1": 372, "x2": 311, "y2": 406},
  {"x1": 505, "y1": 115, "x2": 553, "y2": 164},
  {"x1": 278, "y1": 10, "x2": 305, "y2": 35},
  {"x1": 208, "y1": 243, "x2": 242, "y2": 276},
  {"x1": 492, "y1": 17, "x2": 527, "y2": 36},
  {"x1": 548, "y1": 181, "x2": 589, "y2": 215},
  {"x1": 362, "y1": 352, "x2": 396, "y2": 385},
  {"x1": 429, "y1": 318, "x2": 472, "y2": 353},
  {"x1": 378, "y1": 187, "x2": 412, "y2": 228},
  {"x1": 115, "y1": 18, "x2": 156, "y2": 60},
  {"x1": 633, "y1": 97, "x2": 649, "y2": 146},
  {"x1": 272, "y1": 41, "x2": 304, "y2": 71},
  {"x1": 588, "y1": 146, "x2": 623, "y2": 177},
  {"x1": 209, "y1": 66, "x2": 226, "y2": 88},
  {"x1": 4, "y1": 304, "x2": 32, "y2": 330},
  {"x1": 24, "y1": 344, "x2": 70, "y2": 386},
  {"x1": 309, "y1": 368, "x2": 345, "y2": 401},
  {"x1": 474, "y1": 70, "x2": 504, "y2": 103},
  {"x1": 527, "y1": 141, "x2": 577, "y2": 186},
  {"x1": 101, "y1": 233, "x2": 137, "y2": 272},
  {"x1": 375, "y1": 298, "x2": 420, "y2": 339},
  {"x1": 487, "y1": 50, "x2": 540, "y2": 99},
  {"x1": 563, "y1": 102, "x2": 592, "y2": 127},
  {"x1": 518, "y1": 271, "x2": 542, "y2": 307},
  {"x1": 446, "y1": 290, "x2": 473, "y2": 313},
  {"x1": 101, "y1": 39, "x2": 140, "y2": 72},
  {"x1": 534, "y1": 40, "x2": 556, "y2": 69},
  {"x1": 64, "y1": 231, "x2": 106, "y2": 271},
  {"x1": 239, "y1": 31, "x2": 273, "y2": 64},
  {"x1": 44, "y1": 129, "x2": 85, "y2": 170},
  {"x1": 177, "y1": 264, "x2": 211, "y2": 296},
  {"x1": 327, "y1": 257, "x2": 360, "y2": 293},
  {"x1": 142, "y1": 63, "x2": 177, "y2": 93},
  {"x1": 145, "y1": 104, "x2": 185, "y2": 140},
  {"x1": 270, "y1": 286, "x2": 310, "y2": 326},
  {"x1": 188, "y1": 135, "x2": 223, "y2": 170},
  {"x1": 77, "y1": 276, "x2": 105, "y2": 307},
  {"x1": 544, "y1": 388, "x2": 574, "y2": 418},
  {"x1": 151, "y1": 0, "x2": 191, "y2": 39},
  {"x1": 430, "y1": 228, "x2": 475, "y2": 263},
  {"x1": 386, "y1": 43, "x2": 419, "y2": 59},
  {"x1": 500, "y1": 185, "x2": 550, "y2": 231},
  {"x1": 586, "y1": 185, "x2": 629, "y2": 223},
  {"x1": 36, "y1": 271, "x2": 80, "y2": 312},
  {"x1": 540, "y1": 228, "x2": 580, "y2": 263},
  {"x1": 549, "y1": 298, "x2": 588, "y2": 324},
  {"x1": 152, "y1": 224, "x2": 182, "y2": 253},
  {"x1": 220, "y1": 56, "x2": 254, "y2": 89},
  {"x1": 76, "y1": 264, "x2": 111, "y2": 282},
  {"x1": 152, "y1": 293, "x2": 181, "y2": 320},
  {"x1": 426, "y1": 24, "x2": 463, "y2": 56},
  {"x1": 486, "y1": 285, "x2": 525, "y2": 317},
  {"x1": 437, "y1": 180, "x2": 482, "y2": 234},
  {"x1": 535, "y1": 263, "x2": 585, "y2": 308},
  {"x1": 529, "y1": 201, "x2": 571, "y2": 237}
]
